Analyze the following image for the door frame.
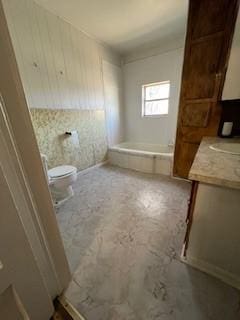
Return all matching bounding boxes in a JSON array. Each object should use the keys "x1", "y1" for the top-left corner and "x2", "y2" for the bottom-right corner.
[{"x1": 0, "y1": 0, "x2": 71, "y2": 299}]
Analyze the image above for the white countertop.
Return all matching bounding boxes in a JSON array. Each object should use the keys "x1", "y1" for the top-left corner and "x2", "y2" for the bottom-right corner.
[{"x1": 189, "y1": 137, "x2": 240, "y2": 190}]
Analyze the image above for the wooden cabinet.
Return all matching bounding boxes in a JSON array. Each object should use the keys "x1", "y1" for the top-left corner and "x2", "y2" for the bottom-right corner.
[{"x1": 173, "y1": 0, "x2": 239, "y2": 178}]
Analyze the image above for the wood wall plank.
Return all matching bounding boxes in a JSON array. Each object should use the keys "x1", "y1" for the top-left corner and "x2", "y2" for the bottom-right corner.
[{"x1": 3, "y1": 0, "x2": 105, "y2": 110}]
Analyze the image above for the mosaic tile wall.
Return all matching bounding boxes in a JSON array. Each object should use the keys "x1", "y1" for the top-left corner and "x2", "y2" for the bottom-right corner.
[{"x1": 30, "y1": 109, "x2": 108, "y2": 171}]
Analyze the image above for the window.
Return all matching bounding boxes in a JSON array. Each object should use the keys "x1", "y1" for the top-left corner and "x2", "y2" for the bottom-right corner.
[{"x1": 142, "y1": 81, "x2": 170, "y2": 117}]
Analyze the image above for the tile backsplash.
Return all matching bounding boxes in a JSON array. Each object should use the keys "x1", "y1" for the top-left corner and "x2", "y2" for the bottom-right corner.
[{"x1": 31, "y1": 108, "x2": 107, "y2": 171}]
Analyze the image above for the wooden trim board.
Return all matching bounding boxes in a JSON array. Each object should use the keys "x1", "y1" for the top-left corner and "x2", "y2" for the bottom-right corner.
[{"x1": 52, "y1": 296, "x2": 86, "y2": 320}]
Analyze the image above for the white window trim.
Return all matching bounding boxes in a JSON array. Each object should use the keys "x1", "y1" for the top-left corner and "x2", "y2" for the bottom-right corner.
[{"x1": 142, "y1": 81, "x2": 170, "y2": 118}]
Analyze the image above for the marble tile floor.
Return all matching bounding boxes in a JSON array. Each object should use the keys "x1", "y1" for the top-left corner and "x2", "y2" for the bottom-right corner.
[{"x1": 56, "y1": 165, "x2": 240, "y2": 320}]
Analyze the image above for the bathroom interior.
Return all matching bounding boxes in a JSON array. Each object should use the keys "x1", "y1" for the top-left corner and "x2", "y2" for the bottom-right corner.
[{"x1": 2, "y1": 0, "x2": 240, "y2": 318}]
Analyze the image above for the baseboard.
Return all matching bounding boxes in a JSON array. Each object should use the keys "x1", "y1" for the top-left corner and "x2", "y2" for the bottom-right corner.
[
  {"x1": 77, "y1": 160, "x2": 108, "y2": 177},
  {"x1": 181, "y1": 253, "x2": 240, "y2": 290},
  {"x1": 171, "y1": 175, "x2": 191, "y2": 183}
]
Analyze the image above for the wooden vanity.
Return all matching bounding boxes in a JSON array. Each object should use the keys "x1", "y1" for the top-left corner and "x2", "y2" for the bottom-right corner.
[{"x1": 183, "y1": 137, "x2": 240, "y2": 290}]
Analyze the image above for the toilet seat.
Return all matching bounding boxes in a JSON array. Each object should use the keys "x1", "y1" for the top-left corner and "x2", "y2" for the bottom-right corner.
[{"x1": 48, "y1": 165, "x2": 77, "y2": 179}]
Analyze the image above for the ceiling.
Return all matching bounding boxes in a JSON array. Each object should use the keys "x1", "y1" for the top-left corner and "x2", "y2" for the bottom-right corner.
[{"x1": 34, "y1": 0, "x2": 188, "y2": 54}]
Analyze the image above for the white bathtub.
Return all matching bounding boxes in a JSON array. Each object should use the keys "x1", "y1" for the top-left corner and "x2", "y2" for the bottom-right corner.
[{"x1": 108, "y1": 142, "x2": 174, "y2": 175}]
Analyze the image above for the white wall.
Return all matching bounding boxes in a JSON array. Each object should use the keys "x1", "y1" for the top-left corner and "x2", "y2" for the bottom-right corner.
[
  {"x1": 123, "y1": 48, "x2": 184, "y2": 145},
  {"x1": 222, "y1": 11, "x2": 240, "y2": 100},
  {"x1": 2, "y1": 0, "x2": 121, "y2": 110},
  {"x1": 103, "y1": 61, "x2": 124, "y2": 146},
  {"x1": 123, "y1": 37, "x2": 185, "y2": 64}
]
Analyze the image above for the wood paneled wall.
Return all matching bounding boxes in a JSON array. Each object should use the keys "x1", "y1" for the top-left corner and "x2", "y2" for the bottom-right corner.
[{"x1": 2, "y1": 0, "x2": 118, "y2": 110}]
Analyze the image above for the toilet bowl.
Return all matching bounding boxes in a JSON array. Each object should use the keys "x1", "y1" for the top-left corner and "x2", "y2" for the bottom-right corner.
[{"x1": 41, "y1": 154, "x2": 77, "y2": 206}]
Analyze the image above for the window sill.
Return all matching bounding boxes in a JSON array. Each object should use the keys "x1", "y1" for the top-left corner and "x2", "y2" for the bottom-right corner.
[{"x1": 142, "y1": 114, "x2": 169, "y2": 119}]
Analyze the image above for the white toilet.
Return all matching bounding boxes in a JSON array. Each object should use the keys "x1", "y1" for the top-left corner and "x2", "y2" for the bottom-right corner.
[{"x1": 41, "y1": 154, "x2": 77, "y2": 207}]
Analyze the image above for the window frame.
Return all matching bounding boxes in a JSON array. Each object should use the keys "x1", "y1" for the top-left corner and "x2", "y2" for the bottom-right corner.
[{"x1": 141, "y1": 80, "x2": 170, "y2": 118}]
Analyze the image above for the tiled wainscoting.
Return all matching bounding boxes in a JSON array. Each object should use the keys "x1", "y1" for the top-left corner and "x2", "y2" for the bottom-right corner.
[
  {"x1": 31, "y1": 108, "x2": 107, "y2": 170},
  {"x1": 108, "y1": 150, "x2": 172, "y2": 175}
]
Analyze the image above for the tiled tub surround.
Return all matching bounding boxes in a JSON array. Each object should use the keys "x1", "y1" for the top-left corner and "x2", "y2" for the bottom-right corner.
[
  {"x1": 108, "y1": 142, "x2": 173, "y2": 175},
  {"x1": 56, "y1": 165, "x2": 240, "y2": 320},
  {"x1": 31, "y1": 108, "x2": 107, "y2": 170}
]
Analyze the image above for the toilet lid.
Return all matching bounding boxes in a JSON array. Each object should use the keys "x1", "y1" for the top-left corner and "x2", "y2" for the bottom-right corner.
[{"x1": 48, "y1": 165, "x2": 77, "y2": 178}]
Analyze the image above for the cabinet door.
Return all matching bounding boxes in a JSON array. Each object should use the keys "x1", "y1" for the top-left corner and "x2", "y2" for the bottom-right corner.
[{"x1": 173, "y1": 0, "x2": 239, "y2": 179}]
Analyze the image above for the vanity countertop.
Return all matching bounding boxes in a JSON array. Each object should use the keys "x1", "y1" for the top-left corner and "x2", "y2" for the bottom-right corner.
[{"x1": 189, "y1": 137, "x2": 240, "y2": 190}]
